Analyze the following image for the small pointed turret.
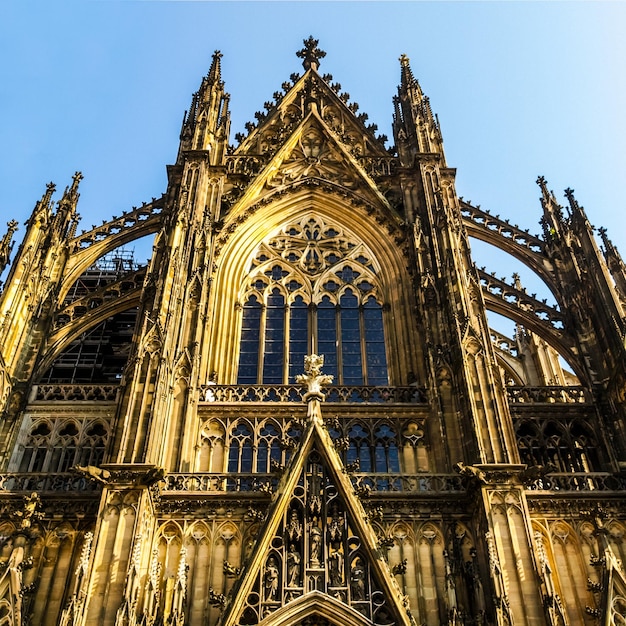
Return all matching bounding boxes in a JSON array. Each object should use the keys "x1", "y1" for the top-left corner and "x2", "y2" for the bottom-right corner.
[
  {"x1": 0, "y1": 220, "x2": 18, "y2": 278},
  {"x1": 206, "y1": 48, "x2": 222, "y2": 83},
  {"x1": 27, "y1": 181, "x2": 56, "y2": 228},
  {"x1": 537, "y1": 176, "x2": 566, "y2": 242},
  {"x1": 564, "y1": 187, "x2": 592, "y2": 234},
  {"x1": 599, "y1": 226, "x2": 626, "y2": 300},
  {"x1": 53, "y1": 171, "x2": 82, "y2": 240},
  {"x1": 177, "y1": 51, "x2": 230, "y2": 163},
  {"x1": 393, "y1": 54, "x2": 444, "y2": 166}
]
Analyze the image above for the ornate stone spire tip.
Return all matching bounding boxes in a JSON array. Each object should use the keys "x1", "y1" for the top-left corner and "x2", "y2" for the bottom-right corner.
[
  {"x1": 208, "y1": 50, "x2": 223, "y2": 81},
  {"x1": 296, "y1": 36, "x2": 326, "y2": 71}
]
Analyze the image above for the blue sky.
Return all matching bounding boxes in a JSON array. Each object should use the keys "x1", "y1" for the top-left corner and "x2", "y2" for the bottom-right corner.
[{"x1": 1, "y1": 1, "x2": 625, "y2": 307}]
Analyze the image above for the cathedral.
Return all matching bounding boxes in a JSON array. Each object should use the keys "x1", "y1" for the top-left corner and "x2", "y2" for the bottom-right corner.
[{"x1": 1, "y1": 37, "x2": 626, "y2": 626}]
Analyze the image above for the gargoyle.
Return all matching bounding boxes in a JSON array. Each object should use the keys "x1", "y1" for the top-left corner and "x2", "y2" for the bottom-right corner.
[
  {"x1": 72, "y1": 465, "x2": 111, "y2": 485},
  {"x1": 518, "y1": 464, "x2": 557, "y2": 485}
]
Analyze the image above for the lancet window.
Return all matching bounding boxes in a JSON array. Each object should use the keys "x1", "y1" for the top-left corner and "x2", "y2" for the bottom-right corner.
[
  {"x1": 200, "y1": 416, "x2": 414, "y2": 475},
  {"x1": 16, "y1": 418, "x2": 109, "y2": 473},
  {"x1": 237, "y1": 216, "x2": 388, "y2": 385}
]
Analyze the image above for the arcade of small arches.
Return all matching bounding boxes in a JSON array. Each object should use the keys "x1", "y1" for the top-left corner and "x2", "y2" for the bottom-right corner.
[{"x1": 195, "y1": 414, "x2": 603, "y2": 476}]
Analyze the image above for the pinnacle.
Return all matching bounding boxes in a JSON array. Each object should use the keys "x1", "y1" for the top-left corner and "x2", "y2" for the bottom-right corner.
[
  {"x1": 207, "y1": 50, "x2": 223, "y2": 82},
  {"x1": 399, "y1": 53, "x2": 416, "y2": 89}
]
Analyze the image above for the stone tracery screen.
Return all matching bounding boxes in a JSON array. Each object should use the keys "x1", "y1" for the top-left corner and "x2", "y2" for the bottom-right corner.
[{"x1": 237, "y1": 216, "x2": 388, "y2": 385}]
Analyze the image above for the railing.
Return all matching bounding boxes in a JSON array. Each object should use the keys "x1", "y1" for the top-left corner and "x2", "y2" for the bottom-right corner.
[
  {"x1": 163, "y1": 472, "x2": 464, "y2": 495},
  {"x1": 200, "y1": 385, "x2": 427, "y2": 404},
  {"x1": 460, "y1": 201, "x2": 545, "y2": 254},
  {"x1": 352, "y1": 473, "x2": 466, "y2": 494},
  {"x1": 0, "y1": 473, "x2": 102, "y2": 493},
  {"x1": 225, "y1": 156, "x2": 264, "y2": 176},
  {"x1": 506, "y1": 386, "x2": 591, "y2": 404},
  {"x1": 163, "y1": 473, "x2": 277, "y2": 493},
  {"x1": 356, "y1": 156, "x2": 398, "y2": 178},
  {"x1": 30, "y1": 384, "x2": 120, "y2": 402},
  {"x1": 525, "y1": 472, "x2": 626, "y2": 492}
]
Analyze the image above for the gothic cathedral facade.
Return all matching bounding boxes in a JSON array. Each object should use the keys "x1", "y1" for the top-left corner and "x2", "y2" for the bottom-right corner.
[{"x1": 1, "y1": 38, "x2": 626, "y2": 626}]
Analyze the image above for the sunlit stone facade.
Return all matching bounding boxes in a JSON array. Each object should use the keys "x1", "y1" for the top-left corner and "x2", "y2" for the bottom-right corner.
[{"x1": 1, "y1": 38, "x2": 626, "y2": 626}]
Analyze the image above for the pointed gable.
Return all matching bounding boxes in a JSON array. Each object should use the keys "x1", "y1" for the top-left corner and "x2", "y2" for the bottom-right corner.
[
  {"x1": 218, "y1": 358, "x2": 413, "y2": 626},
  {"x1": 220, "y1": 39, "x2": 399, "y2": 221}
]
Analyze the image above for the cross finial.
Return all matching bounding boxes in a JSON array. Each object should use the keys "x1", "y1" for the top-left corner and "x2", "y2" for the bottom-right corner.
[{"x1": 297, "y1": 37, "x2": 326, "y2": 71}]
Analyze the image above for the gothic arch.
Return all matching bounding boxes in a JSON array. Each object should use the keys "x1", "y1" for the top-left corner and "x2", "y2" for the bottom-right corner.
[
  {"x1": 482, "y1": 291, "x2": 584, "y2": 380},
  {"x1": 209, "y1": 189, "x2": 419, "y2": 384},
  {"x1": 256, "y1": 590, "x2": 382, "y2": 626},
  {"x1": 33, "y1": 299, "x2": 140, "y2": 381},
  {"x1": 60, "y1": 205, "x2": 163, "y2": 302},
  {"x1": 465, "y1": 228, "x2": 558, "y2": 298}
]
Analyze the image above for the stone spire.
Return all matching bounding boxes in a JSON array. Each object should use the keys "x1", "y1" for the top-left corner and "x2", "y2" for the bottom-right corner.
[
  {"x1": 178, "y1": 50, "x2": 230, "y2": 163},
  {"x1": 599, "y1": 226, "x2": 626, "y2": 301},
  {"x1": 393, "y1": 54, "x2": 444, "y2": 165},
  {"x1": 537, "y1": 175, "x2": 566, "y2": 242},
  {"x1": 53, "y1": 171, "x2": 82, "y2": 240},
  {"x1": 207, "y1": 49, "x2": 222, "y2": 83}
]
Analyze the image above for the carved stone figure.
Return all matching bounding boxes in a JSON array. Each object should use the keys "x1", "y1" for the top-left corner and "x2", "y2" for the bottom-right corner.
[
  {"x1": 287, "y1": 509, "x2": 302, "y2": 542},
  {"x1": 350, "y1": 557, "x2": 366, "y2": 600},
  {"x1": 72, "y1": 465, "x2": 111, "y2": 485},
  {"x1": 264, "y1": 557, "x2": 279, "y2": 601},
  {"x1": 309, "y1": 525, "x2": 322, "y2": 567},
  {"x1": 296, "y1": 354, "x2": 333, "y2": 400},
  {"x1": 328, "y1": 543, "x2": 344, "y2": 586},
  {"x1": 287, "y1": 544, "x2": 301, "y2": 587}
]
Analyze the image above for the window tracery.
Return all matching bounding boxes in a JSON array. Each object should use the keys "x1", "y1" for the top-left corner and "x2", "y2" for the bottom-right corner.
[
  {"x1": 207, "y1": 416, "x2": 418, "y2": 475},
  {"x1": 515, "y1": 418, "x2": 600, "y2": 472},
  {"x1": 16, "y1": 418, "x2": 110, "y2": 473},
  {"x1": 237, "y1": 216, "x2": 388, "y2": 385}
]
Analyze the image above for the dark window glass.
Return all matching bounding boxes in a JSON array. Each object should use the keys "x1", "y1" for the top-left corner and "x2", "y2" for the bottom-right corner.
[
  {"x1": 364, "y1": 298, "x2": 388, "y2": 385},
  {"x1": 317, "y1": 296, "x2": 338, "y2": 381},
  {"x1": 237, "y1": 296, "x2": 262, "y2": 384},
  {"x1": 340, "y1": 291, "x2": 362, "y2": 385},
  {"x1": 262, "y1": 290, "x2": 285, "y2": 384},
  {"x1": 289, "y1": 296, "x2": 308, "y2": 383}
]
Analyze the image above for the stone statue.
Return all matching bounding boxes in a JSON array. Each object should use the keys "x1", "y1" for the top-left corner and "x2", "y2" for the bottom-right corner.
[
  {"x1": 287, "y1": 509, "x2": 303, "y2": 542},
  {"x1": 309, "y1": 525, "x2": 322, "y2": 567},
  {"x1": 287, "y1": 544, "x2": 301, "y2": 587},
  {"x1": 350, "y1": 557, "x2": 366, "y2": 600},
  {"x1": 296, "y1": 354, "x2": 333, "y2": 401},
  {"x1": 328, "y1": 543, "x2": 344, "y2": 586},
  {"x1": 264, "y1": 557, "x2": 279, "y2": 601}
]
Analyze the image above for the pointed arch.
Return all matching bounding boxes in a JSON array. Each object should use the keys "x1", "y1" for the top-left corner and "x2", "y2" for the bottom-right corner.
[
  {"x1": 34, "y1": 300, "x2": 140, "y2": 382},
  {"x1": 257, "y1": 590, "x2": 377, "y2": 626},
  {"x1": 209, "y1": 189, "x2": 419, "y2": 385},
  {"x1": 60, "y1": 206, "x2": 162, "y2": 302}
]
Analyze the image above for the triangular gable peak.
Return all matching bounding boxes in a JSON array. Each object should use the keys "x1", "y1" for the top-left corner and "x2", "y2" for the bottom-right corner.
[
  {"x1": 233, "y1": 40, "x2": 391, "y2": 165},
  {"x1": 226, "y1": 112, "x2": 397, "y2": 217},
  {"x1": 218, "y1": 356, "x2": 414, "y2": 626}
]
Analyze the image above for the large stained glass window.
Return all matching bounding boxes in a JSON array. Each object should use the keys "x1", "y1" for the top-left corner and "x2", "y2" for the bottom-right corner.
[{"x1": 237, "y1": 216, "x2": 389, "y2": 385}]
